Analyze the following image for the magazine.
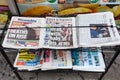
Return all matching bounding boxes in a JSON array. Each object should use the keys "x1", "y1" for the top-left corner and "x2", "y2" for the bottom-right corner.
[
  {"x1": 71, "y1": 47, "x2": 105, "y2": 72},
  {"x1": 14, "y1": 49, "x2": 43, "y2": 71},
  {"x1": 2, "y1": 12, "x2": 120, "y2": 49}
]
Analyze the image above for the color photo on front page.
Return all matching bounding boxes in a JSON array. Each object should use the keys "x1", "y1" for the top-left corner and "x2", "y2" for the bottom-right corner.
[{"x1": 44, "y1": 17, "x2": 74, "y2": 47}]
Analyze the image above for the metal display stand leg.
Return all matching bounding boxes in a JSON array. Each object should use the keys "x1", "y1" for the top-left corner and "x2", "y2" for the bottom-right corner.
[
  {"x1": 0, "y1": 45, "x2": 22, "y2": 80},
  {"x1": 98, "y1": 46, "x2": 120, "y2": 80}
]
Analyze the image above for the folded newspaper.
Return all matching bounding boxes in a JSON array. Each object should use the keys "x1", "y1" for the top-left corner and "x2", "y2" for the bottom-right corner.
[
  {"x1": 14, "y1": 49, "x2": 43, "y2": 71},
  {"x1": 71, "y1": 48, "x2": 105, "y2": 72},
  {"x1": 41, "y1": 50, "x2": 72, "y2": 70},
  {"x1": 2, "y1": 12, "x2": 120, "y2": 49},
  {"x1": 14, "y1": 49, "x2": 72, "y2": 71}
]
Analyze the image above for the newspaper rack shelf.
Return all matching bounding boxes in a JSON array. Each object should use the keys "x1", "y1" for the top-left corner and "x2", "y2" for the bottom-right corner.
[{"x1": 0, "y1": 24, "x2": 120, "y2": 80}]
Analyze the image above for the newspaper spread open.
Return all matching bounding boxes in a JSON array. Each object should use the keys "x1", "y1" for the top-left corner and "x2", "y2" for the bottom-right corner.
[{"x1": 2, "y1": 12, "x2": 120, "y2": 49}]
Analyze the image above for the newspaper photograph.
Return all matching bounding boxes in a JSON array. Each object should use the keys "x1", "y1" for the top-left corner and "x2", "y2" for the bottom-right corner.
[
  {"x1": 90, "y1": 24, "x2": 110, "y2": 38},
  {"x1": 41, "y1": 50, "x2": 54, "y2": 70},
  {"x1": 43, "y1": 17, "x2": 77, "y2": 49}
]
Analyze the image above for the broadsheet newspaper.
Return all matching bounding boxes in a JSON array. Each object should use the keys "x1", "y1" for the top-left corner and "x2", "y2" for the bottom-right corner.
[
  {"x1": 2, "y1": 12, "x2": 120, "y2": 49},
  {"x1": 71, "y1": 48, "x2": 105, "y2": 72},
  {"x1": 76, "y1": 12, "x2": 120, "y2": 47}
]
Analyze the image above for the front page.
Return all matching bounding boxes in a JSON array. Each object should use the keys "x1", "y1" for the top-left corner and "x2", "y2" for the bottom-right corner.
[
  {"x1": 41, "y1": 50, "x2": 72, "y2": 70},
  {"x1": 76, "y1": 12, "x2": 120, "y2": 47},
  {"x1": 71, "y1": 48, "x2": 105, "y2": 72},
  {"x1": 43, "y1": 17, "x2": 77, "y2": 49},
  {"x1": 2, "y1": 16, "x2": 45, "y2": 49},
  {"x1": 14, "y1": 49, "x2": 43, "y2": 71}
]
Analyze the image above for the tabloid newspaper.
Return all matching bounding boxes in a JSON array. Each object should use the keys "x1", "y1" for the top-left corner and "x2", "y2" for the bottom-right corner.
[
  {"x1": 71, "y1": 48, "x2": 105, "y2": 72},
  {"x1": 2, "y1": 12, "x2": 120, "y2": 49},
  {"x1": 13, "y1": 49, "x2": 44, "y2": 71},
  {"x1": 2, "y1": 17, "x2": 46, "y2": 49},
  {"x1": 41, "y1": 50, "x2": 72, "y2": 70}
]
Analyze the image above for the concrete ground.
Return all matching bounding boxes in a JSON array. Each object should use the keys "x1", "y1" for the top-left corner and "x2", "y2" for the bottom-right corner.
[{"x1": 0, "y1": 48, "x2": 120, "y2": 80}]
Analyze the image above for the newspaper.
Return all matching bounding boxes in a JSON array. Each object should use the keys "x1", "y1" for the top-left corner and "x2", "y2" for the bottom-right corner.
[
  {"x1": 51, "y1": 50, "x2": 72, "y2": 69},
  {"x1": 41, "y1": 50, "x2": 54, "y2": 70},
  {"x1": 2, "y1": 16, "x2": 46, "y2": 49},
  {"x1": 14, "y1": 49, "x2": 43, "y2": 71},
  {"x1": 41, "y1": 50, "x2": 72, "y2": 70},
  {"x1": 71, "y1": 48, "x2": 105, "y2": 72},
  {"x1": 2, "y1": 12, "x2": 120, "y2": 49},
  {"x1": 76, "y1": 12, "x2": 120, "y2": 47},
  {"x1": 14, "y1": 48, "x2": 105, "y2": 71},
  {"x1": 43, "y1": 17, "x2": 77, "y2": 49}
]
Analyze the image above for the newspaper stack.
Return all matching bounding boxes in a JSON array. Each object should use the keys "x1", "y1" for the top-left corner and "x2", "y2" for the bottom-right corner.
[
  {"x1": 71, "y1": 48, "x2": 105, "y2": 72},
  {"x1": 14, "y1": 48, "x2": 105, "y2": 72}
]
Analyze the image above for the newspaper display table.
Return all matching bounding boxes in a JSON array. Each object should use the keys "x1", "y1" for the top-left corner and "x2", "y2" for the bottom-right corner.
[
  {"x1": 0, "y1": 22, "x2": 120, "y2": 80},
  {"x1": 0, "y1": 0, "x2": 120, "y2": 80}
]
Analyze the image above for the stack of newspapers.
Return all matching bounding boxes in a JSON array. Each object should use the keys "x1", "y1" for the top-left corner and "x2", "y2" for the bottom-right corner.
[
  {"x1": 2, "y1": 12, "x2": 120, "y2": 72},
  {"x1": 14, "y1": 48, "x2": 105, "y2": 72}
]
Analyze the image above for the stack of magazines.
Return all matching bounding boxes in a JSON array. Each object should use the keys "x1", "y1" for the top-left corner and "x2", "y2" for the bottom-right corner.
[{"x1": 14, "y1": 48, "x2": 105, "y2": 72}]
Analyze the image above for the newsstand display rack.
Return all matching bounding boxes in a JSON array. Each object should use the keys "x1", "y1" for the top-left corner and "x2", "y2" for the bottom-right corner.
[{"x1": 0, "y1": 23, "x2": 120, "y2": 80}]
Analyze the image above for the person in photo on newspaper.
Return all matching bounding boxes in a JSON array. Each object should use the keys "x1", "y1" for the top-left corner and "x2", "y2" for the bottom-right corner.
[
  {"x1": 16, "y1": 23, "x2": 40, "y2": 47},
  {"x1": 25, "y1": 23, "x2": 40, "y2": 40},
  {"x1": 60, "y1": 25, "x2": 73, "y2": 46},
  {"x1": 90, "y1": 25, "x2": 110, "y2": 38}
]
